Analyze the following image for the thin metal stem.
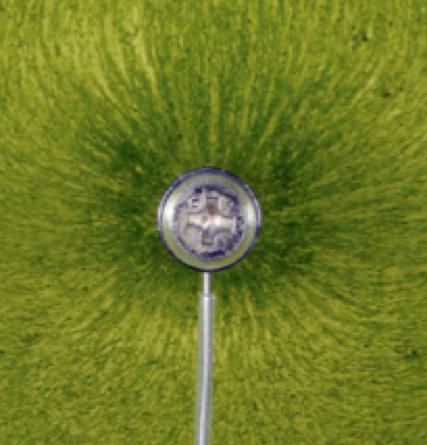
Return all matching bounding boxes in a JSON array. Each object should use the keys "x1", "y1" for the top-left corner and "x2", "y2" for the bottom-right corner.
[{"x1": 194, "y1": 272, "x2": 215, "y2": 445}]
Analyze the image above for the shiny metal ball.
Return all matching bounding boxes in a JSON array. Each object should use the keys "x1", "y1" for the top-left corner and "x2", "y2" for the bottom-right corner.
[{"x1": 157, "y1": 167, "x2": 262, "y2": 272}]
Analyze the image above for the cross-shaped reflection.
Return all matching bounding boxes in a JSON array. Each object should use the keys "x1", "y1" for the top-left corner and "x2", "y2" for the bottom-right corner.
[{"x1": 186, "y1": 194, "x2": 236, "y2": 246}]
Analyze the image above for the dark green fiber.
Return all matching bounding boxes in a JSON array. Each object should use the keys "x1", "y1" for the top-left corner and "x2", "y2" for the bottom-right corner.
[{"x1": 1, "y1": 0, "x2": 426, "y2": 443}]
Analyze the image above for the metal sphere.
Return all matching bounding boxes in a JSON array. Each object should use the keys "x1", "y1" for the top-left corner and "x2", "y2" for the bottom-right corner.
[{"x1": 157, "y1": 167, "x2": 262, "y2": 272}]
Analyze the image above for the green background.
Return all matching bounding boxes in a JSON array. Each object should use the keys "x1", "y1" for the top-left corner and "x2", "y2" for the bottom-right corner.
[{"x1": 1, "y1": 0, "x2": 426, "y2": 443}]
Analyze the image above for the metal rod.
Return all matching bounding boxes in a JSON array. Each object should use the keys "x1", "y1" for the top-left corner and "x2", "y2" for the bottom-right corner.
[{"x1": 194, "y1": 272, "x2": 215, "y2": 445}]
